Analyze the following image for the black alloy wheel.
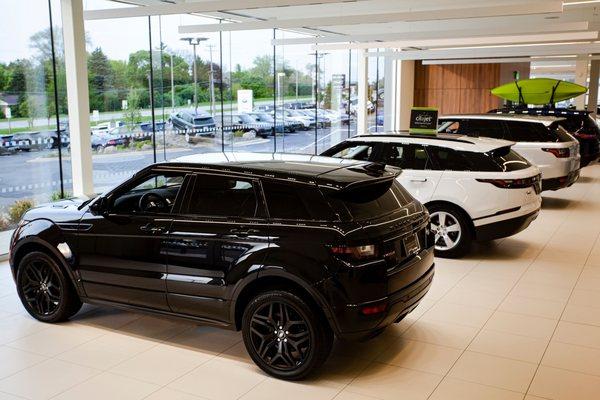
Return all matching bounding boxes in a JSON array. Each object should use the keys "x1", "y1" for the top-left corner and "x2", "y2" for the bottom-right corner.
[
  {"x1": 16, "y1": 251, "x2": 82, "y2": 323},
  {"x1": 242, "y1": 290, "x2": 332, "y2": 380}
]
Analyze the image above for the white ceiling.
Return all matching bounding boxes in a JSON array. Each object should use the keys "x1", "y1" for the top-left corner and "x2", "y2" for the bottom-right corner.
[{"x1": 87, "y1": 0, "x2": 600, "y2": 64}]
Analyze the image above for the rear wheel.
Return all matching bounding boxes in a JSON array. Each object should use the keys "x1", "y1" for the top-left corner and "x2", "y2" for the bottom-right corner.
[
  {"x1": 428, "y1": 204, "x2": 472, "y2": 258},
  {"x1": 16, "y1": 251, "x2": 82, "y2": 323},
  {"x1": 242, "y1": 290, "x2": 333, "y2": 380}
]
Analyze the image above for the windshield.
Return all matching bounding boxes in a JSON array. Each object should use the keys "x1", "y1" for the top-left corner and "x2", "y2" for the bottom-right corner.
[{"x1": 238, "y1": 114, "x2": 255, "y2": 124}]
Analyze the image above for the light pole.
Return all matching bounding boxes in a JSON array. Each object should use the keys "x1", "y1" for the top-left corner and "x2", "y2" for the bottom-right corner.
[
  {"x1": 169, "y1": 53, "x2": 175, "y2": 113},
  {"x1": 207, "y1": 44, "x2": 216, "y2": 116},
  {"x1": 180, "y1": 37, "x2": 207, "y2": 113}
]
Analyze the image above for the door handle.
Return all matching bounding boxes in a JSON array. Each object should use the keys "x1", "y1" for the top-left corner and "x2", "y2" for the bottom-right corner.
[
  {"x1": 140, "y1": 223, "x2": 166, "y2": 234},
  {"x1": 410, "y1": 178, "x2": 428, "y2": 182}
]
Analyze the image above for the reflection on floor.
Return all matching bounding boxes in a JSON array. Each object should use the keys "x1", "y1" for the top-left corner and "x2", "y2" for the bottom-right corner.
[{"x1": 1, "y1": 166, "x2": 600, "y2": 400}]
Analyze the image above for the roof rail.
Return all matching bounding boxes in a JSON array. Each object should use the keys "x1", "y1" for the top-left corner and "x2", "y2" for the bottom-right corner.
[{"x1": 354, "y1": 133, "x2": 475, "y2": 145}]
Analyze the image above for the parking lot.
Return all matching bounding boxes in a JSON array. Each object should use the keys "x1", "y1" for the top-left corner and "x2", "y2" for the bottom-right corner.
[{"x1": 0, "y1": 121, "x2": 367, "y2": 208}]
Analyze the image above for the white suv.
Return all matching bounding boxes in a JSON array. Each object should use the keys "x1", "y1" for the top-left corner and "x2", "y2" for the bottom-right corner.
[
  {"x1": 438, "y1": 114, "x2": 580, "y2": 191},
  {"x1": 321, "y1": 133, "x2": 542, "y2": 258}
]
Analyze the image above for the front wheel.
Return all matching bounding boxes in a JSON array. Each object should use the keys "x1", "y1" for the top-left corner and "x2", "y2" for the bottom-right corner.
[
  {"x1": 242, "y1": 290, "x2": 333, "y2": 380},
  {"x1": 428, "y1": 204, "x2": 472, "y2": 258},
  {"x1": 16, "y1": 251, "x2": 82, "y2": 323}
]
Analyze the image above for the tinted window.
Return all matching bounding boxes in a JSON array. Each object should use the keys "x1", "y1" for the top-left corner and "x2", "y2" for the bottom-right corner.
[
  {"x1": 187, "y1": 175, "x2": 258, "y2": 218},
  {"x1": 326, "y1": 179, "x2": 412, "y2": 221},
  {"x1": 488, "y1": 147, "x2": 531, "y2": 172},
  {"x1": 262, "y1": 181, "x2": 335, "y2": 221},
  {"x1": 385, "y1": 144, "x2": 431, "y2": 169},
  {"x1": 559, "y1": 115, "x2": 600, "y2": 137},
  {"x1": 428, "y1": 147, "x2": 474, "y2": 171},
  {"x1": 323, "y1": 142, "x2": 376, "y2": 161},
  {"x1": 550, "y1": 123, "x2": 576, "y2": 143},
  {"x1": 504, "y1": 121, "x2": 555, "y2": 142},
  {"x1": 461, "y1": 119, "x2": 505, "y2": 139}
]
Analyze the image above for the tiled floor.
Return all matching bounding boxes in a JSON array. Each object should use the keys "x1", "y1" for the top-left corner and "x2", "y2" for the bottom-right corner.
[{"x1": 1, "y1": 165, "x2": 600, "y2": 400}]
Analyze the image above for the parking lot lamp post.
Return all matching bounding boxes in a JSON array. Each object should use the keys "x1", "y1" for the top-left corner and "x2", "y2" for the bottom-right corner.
[
  {"x1": 180, "y1": 37, "x2": 207, "y2": 113},
  {"x1": 169, "y1": 53, "x2": 175, "y2": 113}
]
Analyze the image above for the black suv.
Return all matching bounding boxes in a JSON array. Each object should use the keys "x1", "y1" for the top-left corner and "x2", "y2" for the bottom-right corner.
[{"x1": 9, "y1": 153, "x2": 434, "y2": 380}]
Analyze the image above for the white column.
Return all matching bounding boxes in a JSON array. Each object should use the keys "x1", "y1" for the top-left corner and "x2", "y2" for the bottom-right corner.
[
  {"x1": 356, "y1": 49, "x2": 368, "y2": 134},
  {"x1": 61, "y1": 0, "x2": 94, "y2": 197},
  {"x1": 588, "y1": 60, "x2": 600, "y2": 118},
  {"x1": 574, "y1": 57, "x2": 589, "y2": 110},
  {"x1": 397, "y1": 60, "x2": 414, "y2": 131},
  {"x1": 383, "y1": 57, "x2": 414, "y2": 131}
]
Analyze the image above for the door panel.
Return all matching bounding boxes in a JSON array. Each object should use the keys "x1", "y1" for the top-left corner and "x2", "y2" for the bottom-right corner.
[
  {"x1": 165, "y1": 174, "x2": 269, "y2": 323},
  {"x1": 165, "y1": 220, "x2": 269, "y2": 322},
  {"x1": 77, "y1": 213, "x2": 171, "y2": 310}
]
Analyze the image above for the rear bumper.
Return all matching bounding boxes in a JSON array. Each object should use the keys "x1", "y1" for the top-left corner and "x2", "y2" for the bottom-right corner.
[
  {"x1": 334, "y1": 247, "x2": 435, "y2": 341},
  {"x1": 475, "y1": 209, "x2": 540, "y2": 241},
  {"x1": 542, "y1": 169, "x2": 580, "y2": 191}
]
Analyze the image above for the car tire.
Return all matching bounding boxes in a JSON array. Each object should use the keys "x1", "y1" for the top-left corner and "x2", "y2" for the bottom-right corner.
[
  {"x1": 427, "y1": 204, "x2": 472, "y2": 259},
  {"x1": 16, "y1": 251, "x2": 82, "y2": 323},
  {"x1": 242, "y1": 290, "x2": 333, "y2": 380}
]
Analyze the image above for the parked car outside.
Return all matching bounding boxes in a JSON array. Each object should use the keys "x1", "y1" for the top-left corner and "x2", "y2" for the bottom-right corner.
[
  {"x1": 439, "y1": 114, "x2": 580, "y2": 191},
  {"x1": 170, "y1": 110, "x2": 217, "y2": 139},
  {"x1": 215, "y1": 113, "x2": 271, "y2": 139},
  {"x1": 9, "y1": 152, "x2": 434, "y2": 380},
  {"x1": 275, "y1": 109, "x2": 314, "y2": 130},
  {"x1": 90, "y1": 130, "x2": 128, "y2": 151},
  {"x1": 247, "y1": 112, "x2": 298, "y2": 133},
  {"x1": 322, "y1": 133, "x2": 542, "y2": 258},
  {"x1": 490, "y1": 108, "x2": 600, "y2": 167},
  {"x1": 0, "y1": 135, "x2": 19, "y2": 155}
]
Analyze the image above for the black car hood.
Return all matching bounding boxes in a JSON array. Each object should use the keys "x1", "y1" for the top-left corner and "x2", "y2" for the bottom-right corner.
[{"x1": 23, "y1": 198, "x2": 87, "y2": 223}]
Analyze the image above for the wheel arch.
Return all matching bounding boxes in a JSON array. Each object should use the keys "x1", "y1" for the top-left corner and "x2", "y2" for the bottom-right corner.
[
  {"x1": 231, "y1": 271, "x2": 336, "y2": 334},
  {"x1": 424, "y1": 200, "x2": 475, "y2": 235}
]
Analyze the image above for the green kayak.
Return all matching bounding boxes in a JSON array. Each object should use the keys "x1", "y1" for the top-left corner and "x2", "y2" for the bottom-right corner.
[{"x1": 491, "y1": 78, "x2": 587, "y2": 105}]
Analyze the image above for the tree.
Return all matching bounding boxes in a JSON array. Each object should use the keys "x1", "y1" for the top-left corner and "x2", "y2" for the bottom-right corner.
[
  {"x1": 123, "y1": 89, "x2": 142, "y2": 129},
  {"x1": 88, "y1": 48, "x2": 114, "y2": 111},
  {"x1": 19, "y1": 94, "x2": 46, "y2": 128},
  {"x1": 0, "y1": 64, "x2": 8, "y2": 91}
]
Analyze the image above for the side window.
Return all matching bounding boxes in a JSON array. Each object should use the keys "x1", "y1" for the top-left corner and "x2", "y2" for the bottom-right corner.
[
  {"x1": 262, "y1": 180, "x2": 335, "y2": 221},
  {"x1": 323, "y1": 142, "x2": 377, "y2": 161},
  {"x1": 385, "y1": 144, "x2": 431, "y2": 170},
  {"x1": 186, "y1": 175, "x2": 258, "y2": 218},
  {"x1": 438, "y1": 120, "x2": 461, "y2": 134},
  {"x1": 505, "y1": 121, "x2": 558, "y2": 142},
  {"x1": 461, "y1": 119, "x2": 505, "y2": 139},
  {"x1": 110, "y1": 172, "x2": 186, "y2": 214},
  {"x1": 428, "y1": 146, "x2": 473, "y2": 171}
]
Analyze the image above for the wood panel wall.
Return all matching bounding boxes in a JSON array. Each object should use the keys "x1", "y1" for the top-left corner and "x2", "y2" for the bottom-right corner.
[{"x1": 413, "y1": 61, "x2": 502, "y2": 115}]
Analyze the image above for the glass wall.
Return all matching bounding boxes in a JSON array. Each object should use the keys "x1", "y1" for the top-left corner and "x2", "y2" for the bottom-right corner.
[
  {"x1": 0, "y1": 0, "x2": 69, "y2": 238},
  {"x1": 0, "y1": 3, "x2": 387, "y2": 243}
]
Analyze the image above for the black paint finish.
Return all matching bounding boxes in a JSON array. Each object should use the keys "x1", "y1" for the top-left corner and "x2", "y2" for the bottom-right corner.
[{"x1": 9, "y1": 153, "x2": 434, "y2": 340}]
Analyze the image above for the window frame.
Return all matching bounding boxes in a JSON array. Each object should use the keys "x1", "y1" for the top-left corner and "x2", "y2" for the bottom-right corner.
[
  {"x1": 104, "y1": 167, "x2": 192, "y2": 217},
  {"x1": 381, "y1": 142, "x2": 436, "y2": 171},
  {"x1": 177, "y1": 172, "x2": 267, "y2": 222}
]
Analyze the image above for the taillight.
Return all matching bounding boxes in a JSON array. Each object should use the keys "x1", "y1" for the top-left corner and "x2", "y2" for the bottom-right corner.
[
  {"x1": 542, "y1": 147, "x2": 570, "y2": 158},
  {"x1": 330, "y1": 244, "x2": 378, "y2": 260},
  {"x1": 477, "y1": 175, "x2": 540, "y2": 189},
  {"x1": 107, "y1": 139, "x2": 117, "y2": 146},
  {"x1": 574, "y1": 133, "x2": 598, "y2": 140},
  {"x1": 361, "y1": 302, "x2": 387, "y2": 315}
]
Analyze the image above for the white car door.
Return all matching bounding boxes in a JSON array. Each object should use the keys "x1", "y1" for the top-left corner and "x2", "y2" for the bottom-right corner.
[{"x1": 384, "y1": 143, "x2": 443, "y2": 203}]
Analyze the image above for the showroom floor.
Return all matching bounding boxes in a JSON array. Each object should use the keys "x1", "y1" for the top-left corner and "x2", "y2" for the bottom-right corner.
[{"x1": 0, "y1": 167, "x2": 600, "y2": 400}]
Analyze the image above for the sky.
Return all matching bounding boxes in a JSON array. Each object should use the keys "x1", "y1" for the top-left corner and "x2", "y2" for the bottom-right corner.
[{"x1": 0, "y1": 0, "x2": 371, "y2": 82}]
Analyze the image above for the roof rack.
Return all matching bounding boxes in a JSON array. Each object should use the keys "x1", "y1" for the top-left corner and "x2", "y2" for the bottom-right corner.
[
  {"x1": 489, "y1": 107, "x2": 591, "y2": 116},
  {"x1": 354, "y1": 133, "x2": 475, "y2": 145}
]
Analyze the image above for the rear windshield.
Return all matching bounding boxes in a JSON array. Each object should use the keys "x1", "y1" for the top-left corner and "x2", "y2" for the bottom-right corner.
[
  {"x1": 550, "y1": 123, "x2": 576, "y2": 142},
  {"x1": 193, "y1": 117, "x2": 215, "y2": 125},
  {"x1": 558, "y1": 115, "x2": 600, "y2": 137},
  {"x1": 326, "y1": 179, "x2": 413, "y2": 221},
  {"x1": 487, "y1": 147, "x2": 531, "y2": 172}
]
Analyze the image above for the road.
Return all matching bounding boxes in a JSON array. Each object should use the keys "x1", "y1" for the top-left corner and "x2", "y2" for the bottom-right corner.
[{"x1": 0, "y1": 124, "x2": 355, "y2": 208}]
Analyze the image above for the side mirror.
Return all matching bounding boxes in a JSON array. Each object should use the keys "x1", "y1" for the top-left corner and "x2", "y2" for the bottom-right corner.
[{"x1": 89, "y1": 197, "x2": 108, "y2": 215}]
